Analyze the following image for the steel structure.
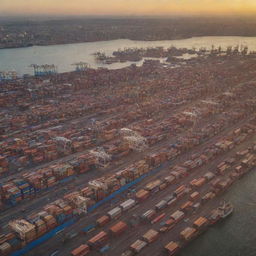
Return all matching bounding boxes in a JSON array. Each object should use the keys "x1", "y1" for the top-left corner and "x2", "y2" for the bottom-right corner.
[
  {"x1": 72, "y1": 62, "x2": 89, "y2": 72},
  {"x1": 29, "y1": 64, "x2": 57, "y2": 76},
  {"x1": 0, "y1": 71, "x2": 17, "y2": 81}
]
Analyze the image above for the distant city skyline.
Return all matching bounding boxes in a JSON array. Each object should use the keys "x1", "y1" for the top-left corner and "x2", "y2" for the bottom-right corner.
[{"x1": 1, "y1": 0, "x2": 256, "y2": 16}]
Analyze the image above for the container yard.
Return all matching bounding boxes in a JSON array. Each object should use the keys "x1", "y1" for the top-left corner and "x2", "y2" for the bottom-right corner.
[{"x1": 0, "y1": 49, "x2": 256, "y2": 256}]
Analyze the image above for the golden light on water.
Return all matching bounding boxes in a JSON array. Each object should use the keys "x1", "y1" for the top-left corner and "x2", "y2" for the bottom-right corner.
[{"x1": 1, "y1": 0, "x2": 256, "y2": 15}]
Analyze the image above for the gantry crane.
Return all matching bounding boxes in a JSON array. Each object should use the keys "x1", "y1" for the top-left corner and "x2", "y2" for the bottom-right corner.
[
  {"x1": 29, "y1": 64, "x2": 57, "y2": 76},
  {"x1": 71, "y1": 62, "x2": 90, "y2": 72}
]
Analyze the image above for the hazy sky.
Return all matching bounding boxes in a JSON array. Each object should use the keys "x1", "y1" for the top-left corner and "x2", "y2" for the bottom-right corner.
[{"x1": 1, "y1": 0, "x2": 256, "y2": 16}]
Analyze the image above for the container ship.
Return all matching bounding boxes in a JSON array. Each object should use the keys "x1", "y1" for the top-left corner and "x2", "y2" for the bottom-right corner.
[{"x1": 208, "y1": 201, "x2": 233, "y2": 225}]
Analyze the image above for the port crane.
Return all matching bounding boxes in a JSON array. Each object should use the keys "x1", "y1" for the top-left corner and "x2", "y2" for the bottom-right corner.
[
  {"x1": 29, "y1": 64, "x2": 57, "y2": 76},
  {"x1": 0, "y1": 71, "x2": 17, "y2": 81},
  {"x1": 71, "y1": 62, "x2": 90, "y2": 72}
]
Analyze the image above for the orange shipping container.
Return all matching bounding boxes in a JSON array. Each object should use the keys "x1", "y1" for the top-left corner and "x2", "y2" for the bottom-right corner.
[
  {"x1": 109, "y1": 221, "x2": 128, "y2": 236},
  {"x1": 88, "y1": 231, "x2": 108, "y2": 248},
  {"x1": 180, "y1": 201, "x2": 193, "y2": 212},
  {"x1": 190, "y1": 191, "x2": 200, "y2": 201},
  {"x1": 193, "y1": 217, "x2": 209, "y2": 230},
  {"x1": 96, "y1": 215, "x2": 110, "y2": 227},
  {"x1": 151, "y1": 213, "x2": 166, "y2": 224},
  {"x1": 142, "y1": 229, "x2": 159, "y2": 243},
  {"x1": 135, "y1": 189, "x2": 150, "y2": 201},
  {"x1": 174, "y1": 185, "x2": 187, "y2": 198},
  {"x1": 71, "y1": 244, "x2": 90, "y2": 256},
  {"x1": 165, "y1": 218, "x2": 175, "y2": 229},
  {"x1": 165, "y1": 241, "x2": 180, "y2": 256}
]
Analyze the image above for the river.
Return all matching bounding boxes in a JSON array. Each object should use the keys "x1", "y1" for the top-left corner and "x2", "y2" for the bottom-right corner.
[{"x1": 1, "y1": 36, "x2": 256, "y2": 75}]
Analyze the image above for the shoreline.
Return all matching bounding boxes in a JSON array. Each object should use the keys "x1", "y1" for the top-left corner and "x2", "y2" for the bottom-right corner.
[
  {"x1": 2, "y1": 34, "x2": 256, "y2": 51},
  {"x1": 0, "y1": 37, "x2": 191, "y2": 50}
]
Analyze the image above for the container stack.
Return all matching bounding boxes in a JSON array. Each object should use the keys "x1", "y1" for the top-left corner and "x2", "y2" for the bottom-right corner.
[{"x1": 9, "y1": 219, "x2": 37, "y2": 243}]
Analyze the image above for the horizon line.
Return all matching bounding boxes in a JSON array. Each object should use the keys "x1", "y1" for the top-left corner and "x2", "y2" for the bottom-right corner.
[{"x1": 1, "y1": 13, "x2": 256, "y2": 19}]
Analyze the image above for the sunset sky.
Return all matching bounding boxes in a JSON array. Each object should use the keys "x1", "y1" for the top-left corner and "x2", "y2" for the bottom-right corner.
[{"x1": 1, "y1": 0, "x2": 256, "y2": 16}]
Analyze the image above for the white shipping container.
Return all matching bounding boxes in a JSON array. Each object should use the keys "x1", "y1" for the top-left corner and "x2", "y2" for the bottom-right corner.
[
  {"x1": 167, "y1": 197, "x2": 177, "y2": 206},
  {"x1": 204, "y1": 171, "x2": 215, "y2": 181},
  {"x1": 155, "y1": 200, "x2": 167, "y2": 211},
  {"x1": 120, "y1": 199, "x2": 136, "y2": 211},
  {"x1": 141, "y1": 209, "x2": 156, "y2": 220},
  {"x1": 108, "y1": 207, "x2": 122, "y2": 219}
]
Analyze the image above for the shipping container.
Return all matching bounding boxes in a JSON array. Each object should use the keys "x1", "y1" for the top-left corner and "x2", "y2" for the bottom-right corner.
[
  {"x1": 204, "y1": 172, "x2": 215, "y2": 181},
  {"x1": 155, "y1": 200, "x2": 167, "y2": 211},
  {"x1": 193, "y1": 217, "x2": 209, "y2": 231},
  {"x1": 151, "y1": 213, "x2": 166, "y2": 224},
  {"x1": 164, "y1": 218, "x2": 176, "y2": 229},
  {"x1": 96, "y1": 215, "x2": 110, "y2": 227},
  {"x1": 130, "y1": 239, "x2": 147, "y2": 253},
  {"x1": 88, "y1": 231, "x2": 108, "y2": 249},
  {"x1": 202, "y1": 192, "x2": 215, "y2": 203},
  {"x1": 190, "y1": 177, "x2": 206, "y2": 188},
  {"x1": 180, "y1": 201, "x2": 193, "y2": 212},
  {"x1": 164, "y1": 194, "x2": 175, "y2": 204},
  {"x1": 145, "y1": 180, "x2": 162, "y2": 193},
  {"x1": 120, "y1": 199, "x2": 136, "y2": 211},
  {"x1": 135, "y1": 189, "x2": 150, "y2": 201},
  {"x1": 167, "y1": 197, "x2": 177, "y2": 207},
  {"x1": 141, "y1": 209, "x2": 156, "y2": 222},
  {"x1": 173, "y1": 185, "x2": 187, "y2": 198},
  {"x1": 109, "y1": 221, "x2": 128, "y2": 236},
  {"x1": 164, "y1": 175, "x2": 176, "y2": 185},
  {"x1": 180, "y1": 227, "x2": 198, "y2": 241},
  {"x1": 165, "y1": 241, "x2": 180, "y2": 256},
  {"x1": 0, "y1": 242, "x2": 12, "y2": 256},
  {"x1": 9, "y1": 219, "x2": 37, "y2": 243},
  {"x1": 107, "y1": 207, "x2": 122, "y2": 219},
  {"x1": 170, "y1": 210, "x2": 185, "y2": 223},
  {"x1": 190, "y1": 191, "x2": 200, "y2": 201},
  {"x1": 71, "y1": 244, "x2": 90, "y2": 256},
  {"x1": 142, "y1": 229, "x2": 159, "y2": 243}
]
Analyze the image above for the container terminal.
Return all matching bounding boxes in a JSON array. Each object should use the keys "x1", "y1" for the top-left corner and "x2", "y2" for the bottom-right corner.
[{"x1": 0, "y1": 50, "x2": 256, "y2": 256}]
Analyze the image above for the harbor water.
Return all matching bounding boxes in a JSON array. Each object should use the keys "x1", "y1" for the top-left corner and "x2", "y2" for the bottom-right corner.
[
  {"x1": 1, "y1": 36, "x2": 256, "y2": 75},
  {"x1": 181, "y1": 168, "x2": 256, "y2": 256}
]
